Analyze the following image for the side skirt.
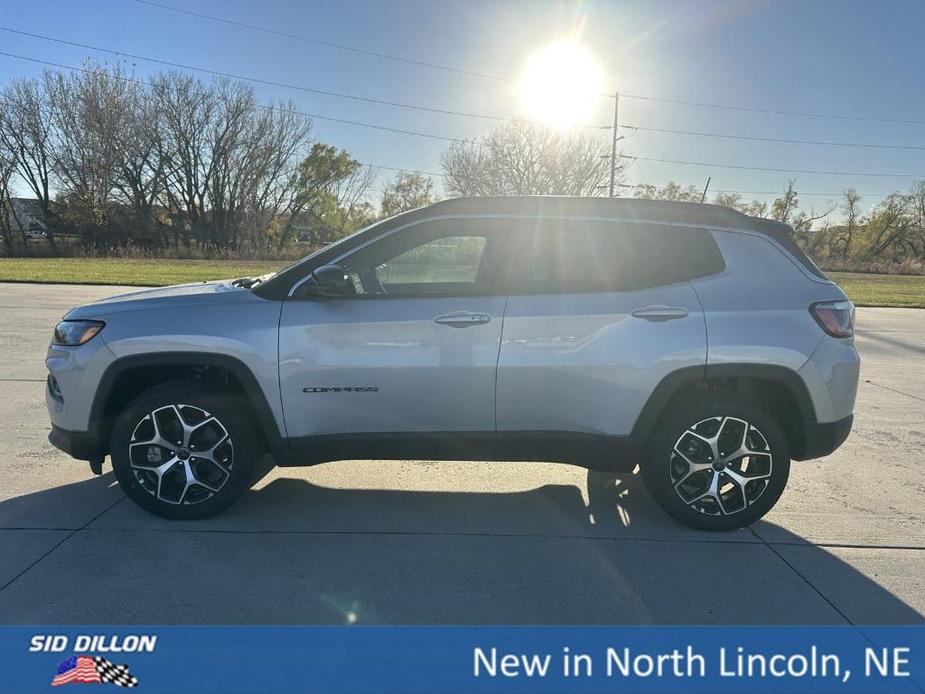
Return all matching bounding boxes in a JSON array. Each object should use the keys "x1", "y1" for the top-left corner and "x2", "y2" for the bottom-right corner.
[{"x1": 280, "y1": 431, "x2": 640, "y2": 472}]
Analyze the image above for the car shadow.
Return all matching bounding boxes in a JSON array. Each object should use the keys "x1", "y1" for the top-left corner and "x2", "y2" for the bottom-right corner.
[{"x1": 0, "y1": 463, "x2": 921, "y2": 625}]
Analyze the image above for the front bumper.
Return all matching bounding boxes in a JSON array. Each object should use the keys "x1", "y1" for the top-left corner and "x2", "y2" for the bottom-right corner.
[
  {"x1": 49, "y1": 424, "x2": 105, "y2": 461},
  {"x1": 796, "y1": 413, "x2": 853, "y2": 460}
]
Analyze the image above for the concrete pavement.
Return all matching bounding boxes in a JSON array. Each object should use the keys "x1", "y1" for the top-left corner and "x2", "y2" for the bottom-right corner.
[{"x1": 0, "y1": 283, "x2": 922, "y2": 624}]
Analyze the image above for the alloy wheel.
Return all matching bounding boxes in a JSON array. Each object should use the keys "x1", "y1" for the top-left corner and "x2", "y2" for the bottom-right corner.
[
  {"x1": 128, "y1": 404, "x2": 234, "y2": 505},
  {"x1": 669, "y1": 416, "x2": 773, "y2": 516}
]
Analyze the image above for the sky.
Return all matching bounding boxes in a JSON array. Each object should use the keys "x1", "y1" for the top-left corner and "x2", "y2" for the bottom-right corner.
[{"x1": 1, "y1": 0, "x2": 924, "y2": 216}]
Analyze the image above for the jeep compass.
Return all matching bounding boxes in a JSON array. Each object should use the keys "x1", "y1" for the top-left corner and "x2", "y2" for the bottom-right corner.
[{"x1": 46, "y1": 197, "x2": 859, "y2": 530}]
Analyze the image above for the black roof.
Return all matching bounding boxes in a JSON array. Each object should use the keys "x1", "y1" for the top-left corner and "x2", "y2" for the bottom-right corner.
[
  {"x1": 419, "y1": 195, "x2": 761, "y2": 229},
  {"x1": 256, "y1": 196, "x2": 820, "y2": 300}
]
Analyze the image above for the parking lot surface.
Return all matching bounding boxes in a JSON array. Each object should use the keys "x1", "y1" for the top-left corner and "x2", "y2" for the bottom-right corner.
[{"x1": 0, "y1": 282, "x2": 922, "y2": 624}]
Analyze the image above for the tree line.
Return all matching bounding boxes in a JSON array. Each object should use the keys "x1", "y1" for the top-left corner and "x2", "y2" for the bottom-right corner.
[
  {"x1": 0, "y1": 64, "x2": 425, "y2": 254},
  {"x1": 635, "y1": 180, "x2": 925, "y2": 272},
  {"x1": 0, "y1": 64, "x2": 613, "y2": 257},
  {"x1": 1, "y1": 63, "x2": 922, "y2": 272}
]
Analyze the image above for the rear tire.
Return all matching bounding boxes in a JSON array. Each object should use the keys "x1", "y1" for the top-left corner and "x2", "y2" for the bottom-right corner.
[
  {"x1": 641, "y1": 395, "x2": 790, "y2": 531},
  {"x1": 110, "y1": 382, "x2": 257, "y2": 520}
]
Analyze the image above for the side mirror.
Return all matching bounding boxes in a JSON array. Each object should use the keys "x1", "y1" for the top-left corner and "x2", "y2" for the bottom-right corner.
[{"x1": 298, "y1": 264, "x2": 350, "y2": 298}]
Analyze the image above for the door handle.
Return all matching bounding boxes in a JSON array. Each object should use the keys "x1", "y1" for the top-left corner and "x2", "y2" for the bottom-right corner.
[
  {"x1": 434, "y1": 312, "x2": 492, "y2": 328},
  {"x1": 631, "y1": 306, "x2": 689, "y2": 321}
]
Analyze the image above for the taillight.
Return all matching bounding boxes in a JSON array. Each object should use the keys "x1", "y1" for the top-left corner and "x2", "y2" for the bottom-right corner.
[{"x1": 810, "y1": 300, "x2": 855, "y2": 338}]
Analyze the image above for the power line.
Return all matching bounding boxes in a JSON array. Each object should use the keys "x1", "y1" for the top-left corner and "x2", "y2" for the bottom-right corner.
[
  {"x1": 0, "y1": 25, "x2": 514, "y2": 123},
  {"x1": 621, "y1": 155, "x2": 925, "y2": 179},
  {"x1": 124, "y1": 0, "x2": 515, "y2": 84},
  {"x1": 0, "y1": 39, "x2": 919, "y2": 197},
  {"x1": 366, "y1": 164, "x2": 444, "y2": 177},
  {"x1": 0, "y1": 48, "x2": 462, "y2": 143},
  {"x1": 6, "y1": 25, "x2": 925, "y2": 153},
  {"x1": 619, "y1": 93, "x2": 925, "y2": 126},
  {"x1": 616, "y1": 183, "x2": 895, "y2": 198},
  {"x1": 124, "y1": 0, "x2": 925, "y2": 128},
  {"x1": 620, "y1": 124, "x2": 925, "y2": 152},
  {"x1": 0, "y1": 48, "x2": 450, "y2": 179}
]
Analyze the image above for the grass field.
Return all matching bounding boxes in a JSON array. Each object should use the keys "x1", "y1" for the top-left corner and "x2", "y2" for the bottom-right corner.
[
  {"x1": 0, "y1": 257, "x2": 286, "y2": 287},
  {"x1": 0, "y1": 258, "x2": 923, "y2": 308},
  {"x1": 828, "y1": 272, "x2": 925, "y2": 309}
]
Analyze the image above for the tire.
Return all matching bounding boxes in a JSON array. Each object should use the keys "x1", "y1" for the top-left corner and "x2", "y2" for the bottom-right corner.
[
  {"x1": 641, "y1": 395, "x2": 790, "y2": 531},
  {"x1": 110, "y1": 382, "x2": 257, "y2": 520}
]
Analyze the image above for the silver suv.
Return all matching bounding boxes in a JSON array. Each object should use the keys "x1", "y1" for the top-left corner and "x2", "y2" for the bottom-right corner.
[{"x1": 46, "y1": 197, "x2": 859, "y2": 530}]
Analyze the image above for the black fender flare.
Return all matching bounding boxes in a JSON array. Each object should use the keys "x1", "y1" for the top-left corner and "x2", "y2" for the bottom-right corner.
[
  {"x1": 630, "y1": 363, "x2": 817, "y2": 446},
  {"x1": 89, "y1": 352, "x2": 286, "y2": 459}
]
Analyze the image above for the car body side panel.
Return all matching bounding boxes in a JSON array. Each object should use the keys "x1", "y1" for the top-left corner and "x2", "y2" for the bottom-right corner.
[
  {"x1": 278, "y1": 296, "x2": 506, "y2": 437},
  {"x1": 496, "y1": 283, "x2": 707, "y2": 437},
  {"x1": 798, "y1": 336, "x2": 861, "y2": 422},
  {"x1": 692, "y1": 230, "x2": 859, "y2": 423},
  {"x1": 49, "y1": 288, "x2": 285, "y2": 434},
  {"x1": 691, "y1": 231, "x2": 832, "y2": 371}
]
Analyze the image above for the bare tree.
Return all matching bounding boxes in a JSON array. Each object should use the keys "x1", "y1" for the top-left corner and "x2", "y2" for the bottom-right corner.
[
  {"x1": 111, "y1": 76, "x2": 168, "y2": 246},
  {"x1": 0, "y1": 143, "x2": 17, "y2": 252},
  {"x1": 152, "y1": 72, "x2": 216, "y2": 250},
  {"x1": 910, "y1": 181, "x2": 925, "y2": 260},
  {"x1": 44, "y1": 64, "x2": 140, "y2": 231},
  {"x1": 0, "y1": 76, "x2": 56, "y2": 246},
  {"x1": 835, "y1": 189, "x2": 863, "y2": 261},
  {"x1": 152, "y1": 74, "x2": 312, "y2": 251},
  {"x1": 441, "y1": 120, "x2": 614, "y2": 197}
]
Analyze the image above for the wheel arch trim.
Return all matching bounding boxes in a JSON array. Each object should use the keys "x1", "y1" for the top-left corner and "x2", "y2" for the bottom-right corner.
[
  {"x1": 631, "y1": 363, "x2": 817, "y2": 444},
  {"x1": 89, "y1": 352, "x2": 285, "y2": 459}
]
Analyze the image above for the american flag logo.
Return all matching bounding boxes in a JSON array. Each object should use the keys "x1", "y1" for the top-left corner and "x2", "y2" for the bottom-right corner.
[{"x1": 51, "y1": 655, "x2": 139, "y2": 688}]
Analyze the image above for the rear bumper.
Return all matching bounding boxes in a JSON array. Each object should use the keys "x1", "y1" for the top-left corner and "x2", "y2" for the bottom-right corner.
[
  {"x1": 49, "y1": 425, "x2": 105, "y2": 461},
  {"x1": 796, "y1": 413, "x2": 853, "y2": 460}
]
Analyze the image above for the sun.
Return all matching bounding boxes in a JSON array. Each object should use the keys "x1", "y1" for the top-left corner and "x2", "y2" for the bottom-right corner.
[{"x1": 520, "y1": 41, "x2": 604, "y2": 128}]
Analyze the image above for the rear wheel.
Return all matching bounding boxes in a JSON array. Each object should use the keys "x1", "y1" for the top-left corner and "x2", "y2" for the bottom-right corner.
[
  {"x1": 110, "y1": 383, "x2": 257, "y2": 519},
  {"x1": 641, "y1": 395, "x2": 790, "y2": 531}
]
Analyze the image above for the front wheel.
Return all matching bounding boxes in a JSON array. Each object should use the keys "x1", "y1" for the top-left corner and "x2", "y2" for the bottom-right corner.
[
  {"x1": 641, "y1": 396, "x2": 790, "y2": 531},
  {"x1": 110, "y1": 383, "x2": 257, "y2": 519}
]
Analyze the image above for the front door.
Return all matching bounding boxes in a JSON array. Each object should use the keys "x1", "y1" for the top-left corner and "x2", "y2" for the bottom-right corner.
[{"x1": 279, "y1": 218, "x2": 515, "y2": 441}]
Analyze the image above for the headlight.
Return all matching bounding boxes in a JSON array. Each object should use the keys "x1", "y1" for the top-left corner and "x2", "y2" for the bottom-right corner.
[{"x1": 53, "y1": 320, "x2": 105, "y2": 346}]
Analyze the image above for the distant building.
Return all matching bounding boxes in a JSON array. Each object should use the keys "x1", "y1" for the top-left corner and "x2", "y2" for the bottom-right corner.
[{"x1": 7, "y1": 198, "x2": 50, "y2": 240}]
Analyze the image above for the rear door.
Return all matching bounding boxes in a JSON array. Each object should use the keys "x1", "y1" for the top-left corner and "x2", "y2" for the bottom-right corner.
[
  {"x1": 496, "y1": 219, "x2": 718, "y2": 437},
  {"x1": 279, "y1": 217, "x2": 518, "y2": 440}
]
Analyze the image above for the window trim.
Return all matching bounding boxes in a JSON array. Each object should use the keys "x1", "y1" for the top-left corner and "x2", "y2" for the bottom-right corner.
[
  {"x1": 287, "y1": 216, "x2": 522, "y2": 300},
  {"x1": 286, "y1": 212, "x2": 822, "y2": 299}
]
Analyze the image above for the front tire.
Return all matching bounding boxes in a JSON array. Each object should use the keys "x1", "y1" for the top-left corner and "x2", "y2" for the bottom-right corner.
[
  {"x1": 110, "y1": 382, "x2": 257, "y2": 519},
  {"x1": 641, "y1": 395, "x2": 790, "y2": 531}
]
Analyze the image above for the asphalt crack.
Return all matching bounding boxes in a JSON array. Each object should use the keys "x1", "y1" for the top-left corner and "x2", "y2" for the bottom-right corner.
[
  {"x1": 863, "y1": 379, "x2": 925, "y2": 403},
  {"x1": 0, "y1": 496, "x2": 127, "y2": 593}
]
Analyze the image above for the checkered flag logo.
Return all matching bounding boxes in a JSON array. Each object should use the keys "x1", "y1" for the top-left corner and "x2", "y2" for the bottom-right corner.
[
  {"x1": 95, "y1": 656, "x2": 139, "y2": 688},
  {"x1": 52, "y1": 655, "x2": 139, "y2": 687}
]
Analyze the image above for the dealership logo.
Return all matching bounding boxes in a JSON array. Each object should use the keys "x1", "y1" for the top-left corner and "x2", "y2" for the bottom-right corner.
[
  {"x1": 31, "y1": 635, "x2": 155, "y2": 688},
  {"x1": 51, "y1": 655, "x2": 139, "y2": 688}
]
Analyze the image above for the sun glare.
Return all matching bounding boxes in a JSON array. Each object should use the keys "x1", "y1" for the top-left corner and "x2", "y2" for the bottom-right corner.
[{"x1": 520, "y1": 41, "x2": 604, "y2": 129}]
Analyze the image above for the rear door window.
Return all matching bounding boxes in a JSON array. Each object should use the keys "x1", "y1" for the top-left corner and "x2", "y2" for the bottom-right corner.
[{"x1": 525, "y1": 221, "x2": 724, "y2": 294}]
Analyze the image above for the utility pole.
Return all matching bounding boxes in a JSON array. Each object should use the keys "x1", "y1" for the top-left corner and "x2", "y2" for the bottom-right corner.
[
  {"x1": 700, "y1": 176, "x2": 712, "y2": 203},
  {"x1": 608, "y1": 91, "x2": 620, "y2": 197}
]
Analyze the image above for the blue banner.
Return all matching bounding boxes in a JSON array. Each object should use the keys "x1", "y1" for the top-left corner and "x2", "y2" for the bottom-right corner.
[{"x1": 2, "y1": 626, "x2": 922, "y2": 693}]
